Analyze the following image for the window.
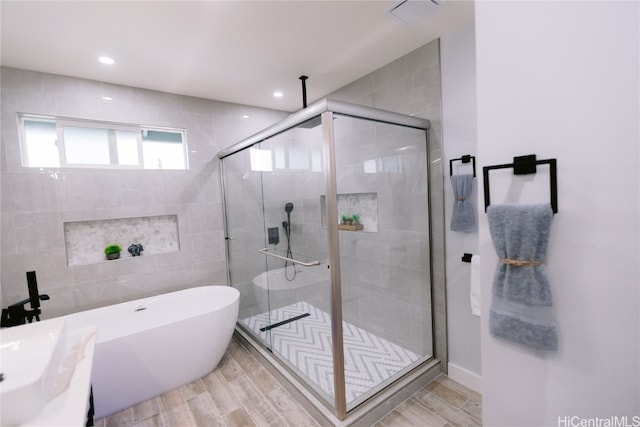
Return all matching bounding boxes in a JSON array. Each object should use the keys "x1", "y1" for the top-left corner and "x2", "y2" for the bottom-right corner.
[
  {"x1": 141, "y1": 129, "x2": 186, "y2": 170},
  {"x1": 18, "y1": 114, "x2": 188, "y2": 170},
  {"x1": 271, "y1": 143, "x2": 322, "y2": 172}
]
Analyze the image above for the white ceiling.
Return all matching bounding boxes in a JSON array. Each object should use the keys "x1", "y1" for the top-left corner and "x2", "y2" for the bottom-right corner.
[{"x1": 0, "y1": 1, "x2": 473, "y2": 112}]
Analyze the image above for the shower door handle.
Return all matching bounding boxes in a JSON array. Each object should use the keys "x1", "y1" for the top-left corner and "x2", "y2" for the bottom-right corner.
[{"x1": 258, "y1": 248, "x2": 321, "y2": 267}]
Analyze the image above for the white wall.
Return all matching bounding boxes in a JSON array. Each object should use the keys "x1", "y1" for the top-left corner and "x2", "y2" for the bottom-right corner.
[
  {"x1": 440, "y1": 21, "x2": 481, "y2": 391},
  {"x1": 475, "y1": 2, "x2": 639, "y2": 425}
]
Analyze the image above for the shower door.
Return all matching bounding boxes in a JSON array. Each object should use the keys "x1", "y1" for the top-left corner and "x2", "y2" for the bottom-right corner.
[
  {"x1": 222, "y1": 118, "x2": 336, "y2": 405},
  {"x1": 331, "y1": 113, "x2": 433, "y2": 410}
]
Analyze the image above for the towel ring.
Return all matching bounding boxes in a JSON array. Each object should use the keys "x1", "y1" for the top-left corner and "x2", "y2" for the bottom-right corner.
[
  {"x1": 450, "y1": 155, "x2": 476, "y2": 177},
  {"x1": 483, "y1": 154, "x2": 558, "y2": 213}
]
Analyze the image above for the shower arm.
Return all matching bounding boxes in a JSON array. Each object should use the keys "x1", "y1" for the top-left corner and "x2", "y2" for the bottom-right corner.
[{"x1": 258, "y1": 248, "x2": 321, "y2": 267}]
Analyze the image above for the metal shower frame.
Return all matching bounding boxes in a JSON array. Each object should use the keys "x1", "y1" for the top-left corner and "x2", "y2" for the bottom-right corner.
[{"x1": 217, "y1": 98, "x2": 432, "y2": 421}]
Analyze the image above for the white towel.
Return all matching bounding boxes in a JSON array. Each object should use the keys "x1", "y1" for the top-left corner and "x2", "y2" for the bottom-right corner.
[{"x1": 470, "y1": 254, "x2": 481, "y2": 316}]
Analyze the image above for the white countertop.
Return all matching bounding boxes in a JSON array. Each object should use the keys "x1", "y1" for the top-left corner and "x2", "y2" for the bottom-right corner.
[{"x1": 22, "y1": 326, "x2": 97, "y2": 427}]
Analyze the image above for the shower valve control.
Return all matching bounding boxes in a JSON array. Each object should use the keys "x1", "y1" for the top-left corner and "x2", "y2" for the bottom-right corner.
[{"x1": 268, "y1": 227, "x2": 280, "y2": 245}]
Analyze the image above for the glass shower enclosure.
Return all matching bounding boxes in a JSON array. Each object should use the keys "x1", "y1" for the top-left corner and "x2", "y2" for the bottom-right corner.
[{"x1": 218, "y1": 99, "x2": 436, "y2": 421}]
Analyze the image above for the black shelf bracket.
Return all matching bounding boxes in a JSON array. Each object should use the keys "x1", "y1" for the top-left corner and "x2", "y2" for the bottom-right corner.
[
  {"x1": 462, "y1": 253, "x2": 473, "y2": 263},
  {"x1": 450, "y1": 155, "x2": 476, "y2": 177},
  {"x1": 482, "y1": 154, "x2": 558, "y2": 213}
]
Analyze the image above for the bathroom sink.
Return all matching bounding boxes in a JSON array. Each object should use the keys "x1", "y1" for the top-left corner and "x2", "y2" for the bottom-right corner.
[{"x1": 0, "y1": 317, "x2": 67, "y2": 426}]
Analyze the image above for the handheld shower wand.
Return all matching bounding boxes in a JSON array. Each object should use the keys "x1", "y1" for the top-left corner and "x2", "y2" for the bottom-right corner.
[
  {"x1": 284, "y1": 202, "x2": 294, "y2": 226},
  {"x1": 285, "y1": 202, "x2": 294, "y2": 213}
]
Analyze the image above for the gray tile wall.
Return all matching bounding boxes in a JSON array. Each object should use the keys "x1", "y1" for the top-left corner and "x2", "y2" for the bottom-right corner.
[{"x1": 0, "y1": 66, "x2": 287, "y2": 318}]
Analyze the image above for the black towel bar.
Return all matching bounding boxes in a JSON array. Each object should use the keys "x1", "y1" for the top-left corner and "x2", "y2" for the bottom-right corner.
[
  {"x1": 482, "y1": 154, "x2": 558, "y2": 213},
  {"x1": 450, "y1": 155, "x2": 476, "y2": 177}
]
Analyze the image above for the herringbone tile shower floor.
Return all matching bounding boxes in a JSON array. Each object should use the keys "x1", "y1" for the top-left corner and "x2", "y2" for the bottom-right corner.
[
  {"x1": 97, "y1": 338, "x2": 482, "y2": 427},
  {"x1": 241, "y1": 301, "x2": 422, "y2": 404}
]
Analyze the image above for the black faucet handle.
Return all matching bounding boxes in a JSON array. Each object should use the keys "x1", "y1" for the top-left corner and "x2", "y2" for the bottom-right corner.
[{"x1": 26, "y1": 271, "x2": 41, "y2": 310}]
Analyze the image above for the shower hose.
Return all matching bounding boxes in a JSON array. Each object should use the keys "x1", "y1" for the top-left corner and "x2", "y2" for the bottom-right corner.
[{"x1": 284, "y1": 221, "x2": 297, "y2": 281}]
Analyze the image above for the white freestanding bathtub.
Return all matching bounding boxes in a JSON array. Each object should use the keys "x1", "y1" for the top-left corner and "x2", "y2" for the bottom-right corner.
[
  {"x1": 251, "y1": 265, "x2": 330, "y2": 311},
  {"x1": 64, "y1": 285, "x2": 239, "y2": 419},
  {"x1": 252, "y1": 264, "x2": 329, "y2": 290}
]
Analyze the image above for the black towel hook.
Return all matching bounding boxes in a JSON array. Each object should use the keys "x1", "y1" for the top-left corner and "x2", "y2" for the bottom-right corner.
[
  {"x1": 450, "y1": 155, "x2": 476, "y2": 177},
  {"x1": 482, "y1": 154, "x2": 558, "y2": 213}
]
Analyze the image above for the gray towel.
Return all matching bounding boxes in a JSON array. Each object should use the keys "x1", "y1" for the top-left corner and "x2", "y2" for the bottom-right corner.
[
  {"x1": 487, "y1": 203, "x2": 557, "y2": 351},
  {"x1": 450, "y1": 174, "x2": 476, "y2": 232}
]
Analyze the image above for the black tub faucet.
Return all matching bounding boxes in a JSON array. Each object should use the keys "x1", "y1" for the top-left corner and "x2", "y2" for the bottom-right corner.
[{"x1": 0, "y1": 271, "x2": 50, "y2": 327}]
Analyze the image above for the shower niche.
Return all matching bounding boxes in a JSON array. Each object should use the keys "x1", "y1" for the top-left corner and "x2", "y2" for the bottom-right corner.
[
  {"x1": 219, "y1": 99, "x2": 440, "y2": 424},
  {"x1": 320, "y1": 192, "x2": 379, "y2": 232}
]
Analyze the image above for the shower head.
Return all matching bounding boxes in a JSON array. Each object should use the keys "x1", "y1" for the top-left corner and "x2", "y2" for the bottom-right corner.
[{"x1": 285, "y1": 202, "x2": 294, "y2": 214}]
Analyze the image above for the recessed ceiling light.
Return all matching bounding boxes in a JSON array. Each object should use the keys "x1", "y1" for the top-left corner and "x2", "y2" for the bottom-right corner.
[
  {"x1": 273, "y1": 91, "x2": 283, "y2": 98},
  {"x1": 242, "y1": 115, "x2": 250, "y2": 119},
  {"x1": 101, "y1": 96, "x2": 113, "y2": 102},
  {"x1": 99, "y1": 56, "x2": 115, "y2": 65}
]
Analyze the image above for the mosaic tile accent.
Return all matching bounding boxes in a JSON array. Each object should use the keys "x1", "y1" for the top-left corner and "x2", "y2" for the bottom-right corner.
[
  {"x1": 320, "y1": 192, "x2": 379, "y2": 232},
  {"x1": 64, "y1": 215, "x2": 179, "y2": 265}
]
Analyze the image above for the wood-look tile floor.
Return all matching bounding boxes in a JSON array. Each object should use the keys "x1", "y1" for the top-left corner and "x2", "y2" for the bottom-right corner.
[{"x1": 97, "y1": 338, "x2": 482, "y2": 427}]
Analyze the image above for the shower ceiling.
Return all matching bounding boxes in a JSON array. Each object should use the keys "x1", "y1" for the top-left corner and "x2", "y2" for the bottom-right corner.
[{"x1": 0, "y1": 1, "x2": 473, "y2": 112}]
